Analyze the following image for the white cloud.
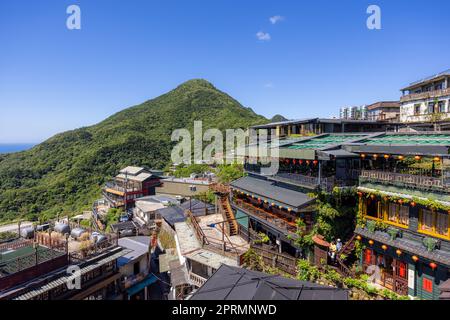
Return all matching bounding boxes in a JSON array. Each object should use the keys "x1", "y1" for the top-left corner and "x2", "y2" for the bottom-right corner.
[
  {"x1": 269, "y1": 15, "x2": 284, "y2": 24},
  {"x1": 256, "y1": 31, "x2": 271, "y2": 41}
]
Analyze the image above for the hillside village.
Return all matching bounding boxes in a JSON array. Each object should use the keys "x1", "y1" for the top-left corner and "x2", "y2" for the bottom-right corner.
[{"x1": 1, "y1": 70, "x2": 450, "y2": 300}]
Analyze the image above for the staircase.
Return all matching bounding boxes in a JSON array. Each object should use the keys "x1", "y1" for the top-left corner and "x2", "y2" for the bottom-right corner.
[
  {"x1": 339, "y1": 234, "x2": 357, "y2": 258},
  {"x1": 210, "y1": 183, "x2": 238, "y2": 237},
  {"x1": 334, "y1": 234, "x2": 357, "y2": 278},
  {"x1": 219, "y1": 196, "x2": 238, "y2": 236}
]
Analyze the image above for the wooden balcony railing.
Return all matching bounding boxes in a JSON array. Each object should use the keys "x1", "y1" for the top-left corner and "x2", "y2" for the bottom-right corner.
[
  {"x1": 233, "y1": 199, "x2": 298, "y2": 235},
  {"x1": 360, "y1": 169, "x2": 447, "y2": 190},
  {"x1": 401, "y1": 87, "x2": 450, "y2": 103}
]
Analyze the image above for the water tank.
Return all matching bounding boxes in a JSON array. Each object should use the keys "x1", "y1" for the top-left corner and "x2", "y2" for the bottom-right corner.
[
  {"x1": 90, "y1": 232, "x2": 107, "y2": 244},
  {"x1": 36, "y1": 224, "x2": 50, "y2": 232},
  {"x1": 54, "y1": 223, "x2": 70, "y2": 235},
  {"x1": 71, "y1": 227, "x2": 87, "y2": 240},
  {"x1": 20, "y1": 227, "x2": 34, "y2": 239}
]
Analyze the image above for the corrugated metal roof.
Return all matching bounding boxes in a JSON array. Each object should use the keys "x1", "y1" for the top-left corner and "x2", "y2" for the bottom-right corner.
[
  {"x1": 230, "y1": 176, "x2": 315, "y2": 209},
  {"x1": 13, "y1": 248, "x2": 128, "y2": 300},
  {"x1": 190, "y1": 265, "x2": 348, "y2": 300}
]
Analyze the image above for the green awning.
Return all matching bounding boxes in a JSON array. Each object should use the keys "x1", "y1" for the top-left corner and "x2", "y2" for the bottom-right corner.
[{"x1": 127, "y1": 274, "x2": 158, "y2": 297}]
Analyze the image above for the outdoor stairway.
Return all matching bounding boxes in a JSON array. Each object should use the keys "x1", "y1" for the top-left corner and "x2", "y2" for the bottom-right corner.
[
  {"x1": 210, "y1": 183, "x2": 239, "y2": 237},
  {"x1": 334, "y1": 234, "x2": 357, "y2": 278},
  {"x1": 340, "y1": 234, "x2": 357, "y2": 258},
  {"x1": 219, "y1": 196, "x2": 238, "y2": 236}
]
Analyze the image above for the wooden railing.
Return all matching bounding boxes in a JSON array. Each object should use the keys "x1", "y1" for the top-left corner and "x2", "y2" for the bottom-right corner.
[
  {"x1": 360, "y1": 169, "x2": 446, "y2": 189},
  {"x1": 210, "y1": 183, "x2": 230, "y2": 194},
  {"x1": 0, "y1": 239, "x2": 33, "y2": 252},
  {"x1": 233, "y1": 199, "x2": 298, "y2": 235},
  {"x1": 400, "y1": 87, "x2": 450, "y2": 103},
  {"x1": 185, "y1": 210, "x2": 209, "y2": 246},
  {"x1": 250, "y1": 244, "x2": 298, "y2": 276}
]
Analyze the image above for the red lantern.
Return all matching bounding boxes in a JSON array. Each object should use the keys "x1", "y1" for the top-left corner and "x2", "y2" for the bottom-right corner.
[
  {"x1": 370, "y1": 194, "x2": 375, "y2": 200},
  {"x1": 396, "y1": 249, "x2": 402, "y2": 256},
  {"x1": 293, "y1": 159, "x2": 297, "y2": 165},
  {"x1": 357, "y1": 192, "x2": 363, "y2": 197},
  {"x1": 356, "y1": 235, "x2": 362, "y2": 241},
  {"x1": 299, "y1": 160, "x2": 303, "y2": 165},
  {"x1": 368, "y1": 240, "x2": 374, "y2": 245},
  {"x1": 430, "y1": 262, "x2": 437, "y2": 270},
  {"x1": 411, "y1": 201, "x2": 416, "y2": 207},
  {"x1": 382, "y1": 245, "x2": 388, "y2": 251},
  {"x1": 414, "y1": 155, "x2": 421, "y2": 161},
  {"x1": 306, "y1": 160, "x2": 310, "y2": 165},
  {"x1": 412, "y1": 255, "x2": 419, "y2": 263},
  {"x1": 313, "y1": 160, "x2": 318, "y2": 166}
]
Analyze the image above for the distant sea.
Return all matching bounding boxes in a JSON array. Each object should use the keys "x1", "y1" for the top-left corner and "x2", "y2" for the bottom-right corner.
[{"x1": 0, "y1": 143, "x2": 35, "y2": 154}]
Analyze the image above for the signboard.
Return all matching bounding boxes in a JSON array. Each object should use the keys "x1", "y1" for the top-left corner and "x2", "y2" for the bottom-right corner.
[{"x1": 408, "y1": 267, "x2": 415, "y2": 290}]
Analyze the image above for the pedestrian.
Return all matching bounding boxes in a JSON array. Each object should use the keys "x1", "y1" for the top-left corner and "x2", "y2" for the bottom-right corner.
[
  {"x1": 329, "y1": 241, "x2": 337, "y2": 264},
  {"x1": 336, "y1": 238, "x2": 343, "y2": 252}
]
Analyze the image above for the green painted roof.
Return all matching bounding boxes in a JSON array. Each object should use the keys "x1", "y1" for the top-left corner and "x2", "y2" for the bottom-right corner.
[
  {"x1": 362, "y1": 134, "x2": 450, "y2": 146},
  {"x1": 286, "y1": 134, "x2": 367, "y2": 150}
]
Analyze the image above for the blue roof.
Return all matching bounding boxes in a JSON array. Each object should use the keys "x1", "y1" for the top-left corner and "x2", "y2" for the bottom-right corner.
[{"x1": 126, "y1": 274, "x2": 158, "y2": 297}]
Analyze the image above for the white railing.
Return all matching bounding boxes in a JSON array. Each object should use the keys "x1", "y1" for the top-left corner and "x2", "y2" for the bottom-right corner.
[{"x1": 189, "y1": 272, "x2": 207, "y2": 287}]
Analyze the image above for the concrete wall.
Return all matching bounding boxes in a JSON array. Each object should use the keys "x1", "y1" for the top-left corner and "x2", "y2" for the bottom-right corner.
[{"x1": 400, "y1": 96, "x2": 450, "y2": 122}]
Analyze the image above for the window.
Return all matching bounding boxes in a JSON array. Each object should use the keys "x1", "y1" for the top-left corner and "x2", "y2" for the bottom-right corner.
[
  {"x1": 420, "y1": 209, "x2": 450, "y2": 238},
  {"x1": 399, "y1": 205, "x2": 409, "y2": 226},
  {"x1": 364, "y1": 249, "x2": 372, "y2": 264},
  {"x1": 420, "y1": 209, "x2": 434, "y2": 232},
  {"x1": 436, "y1": 211, "x2": 449, "y2": 237},
  {"x1": 388, "y1": 203, "x2": 398, "y2": 222},
  {"x1": 414, "y1": 104, "x2": 421, "y2": 115},
  {"x1": 366, "y1": 199, "x2": 381, "y2": 219},
  {"x1": 386, "y1": 203, "x2": 409, "y2": 226},
  {"x1": 423, "y1": 278, "x2": 433, "y2": 293},
  {"x1": 396, "y1": 261, "x2": 407, "y2": 279},
  {"x1": 133, "y1": 262, "x2": 140, "y2": 275},
  {"x1": 427, "y1": 102, "x2": 435, "y2": 114},
  {"x1": 438, "y1": 101, "x2": 446, "y2": 113}
]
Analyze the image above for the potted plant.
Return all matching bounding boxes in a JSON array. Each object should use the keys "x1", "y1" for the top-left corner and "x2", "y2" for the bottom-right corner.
[{"x1": 422, "y1": 237, "x2": 439, "y2": 252}]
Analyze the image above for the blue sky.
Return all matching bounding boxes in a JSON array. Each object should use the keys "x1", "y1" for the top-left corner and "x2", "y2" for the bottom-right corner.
[{"x1": 1, "y1": 0, "x2": 450, "y2": 143}]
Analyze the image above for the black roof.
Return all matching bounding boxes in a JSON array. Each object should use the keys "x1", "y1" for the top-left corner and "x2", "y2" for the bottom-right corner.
[
  {"x1": 157, "y1": 199, "x2": 214, "y2": 228},
  {"x1": 179, "y1": 199, "x2": 215, "y2": 216},
  {"x1": 190, "y1": 265, "x2": 348, "y2": 300},
  {"x1": 157, "y1": 206, "x2": 186, "y2": 228},
  {"x1": 230, "y1": 176, "x2": 315, "y2": 210}
]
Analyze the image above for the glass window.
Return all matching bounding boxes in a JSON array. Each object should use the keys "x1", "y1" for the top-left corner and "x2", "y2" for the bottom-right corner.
[
  {"x1": 388, "y1": 203, "x2": 398, "y2": 222},
  {"x1": 436, "y1": 212, "x2": 449, "y2": 236},
  {"x1": 399, "y1": 205, "x2": 409, "y2": 226},
  {"x1": 423, "y1": 278, "x2": 433, "y2": 293},
  {"x1": 414, "y1": 104, "x2": 421, "y2": 115},
  {"x1": 364, "y1": 249, "x2": 372, "y2": 264},
  {"x1": 420, "y1": 209, "x2": 434, "y2": 232}
]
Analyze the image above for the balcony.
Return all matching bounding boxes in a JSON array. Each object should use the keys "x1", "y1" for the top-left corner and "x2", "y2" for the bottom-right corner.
[
  {"x1": 189, "y1": 272, "x2": 207, "y2": 288},
  {"x1": 400, "y1": 87, "x2": 450, "y2": 103},
  {"x1": 360, "y1": 169, "x2": 449, "y2": 191},
  {"x1": 232, "y1": 198, "x2": 299, "y2": 236},
  {"x1": 104, "y1": 182, "x2": 141, "y2": 193}
]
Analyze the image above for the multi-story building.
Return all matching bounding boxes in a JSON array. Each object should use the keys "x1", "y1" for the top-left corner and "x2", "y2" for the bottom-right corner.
[
  {"x1": 367, "y1": 101, "x2": 400, "y2": 122},
  {"x1": 251, "y1": 118, "x2": 400, "y2": 141},
  {"x1": 340, "y1": 106, "x2": 368, "y2": 120},
  {"x1": 400, "y1": 70, "x2": 450, "y2": 124},
  {"x1": 342, "y1": 132, "x2": 450, "y2": 299},
  {"x1": 103, "y1": 166, "x2": 162, "y2": 209},
  {"x1": 174, "y1": 211, "x2": 248, "y2": 290},
  {"x1": 0, "y1": 223, "x2": 125, "y2": 300}
]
